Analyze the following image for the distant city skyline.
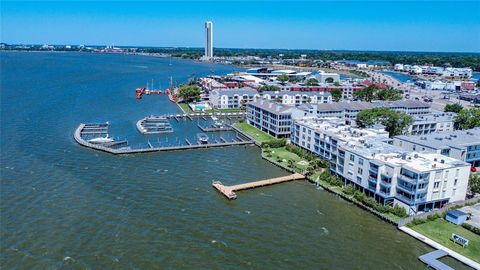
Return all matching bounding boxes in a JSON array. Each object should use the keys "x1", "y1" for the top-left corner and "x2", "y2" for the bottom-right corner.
[{"x1": 1, "y1": 1, "x2": 479, "y2": 53}]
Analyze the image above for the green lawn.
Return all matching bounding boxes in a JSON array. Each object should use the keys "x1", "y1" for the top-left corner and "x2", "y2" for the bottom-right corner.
[
  {"x1": 262, "y1": 147, "x2": 310, "y2": 173},
  {"x1": 177, "y1": 102, "x2": 193, "y2": 113},
  {"x1": 411, "y1": 219, "x2": 480, "y2": 262},
  {"x1": 235, "y1": 122, "x2": 274, "y2": 143}
]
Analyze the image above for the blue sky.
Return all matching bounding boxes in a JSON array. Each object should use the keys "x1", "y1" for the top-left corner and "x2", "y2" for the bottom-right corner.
[{"x1": 1, "y1": 1, "x2": 479, "y2": 52}]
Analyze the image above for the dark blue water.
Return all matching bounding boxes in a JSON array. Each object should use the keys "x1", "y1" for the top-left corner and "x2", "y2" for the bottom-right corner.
[
  {"x1": 0, "y1": 52, "x2": 472, "y2": 269},
  {"x1": 381, "y1": 71, "x2": 414, "y2": 82}
]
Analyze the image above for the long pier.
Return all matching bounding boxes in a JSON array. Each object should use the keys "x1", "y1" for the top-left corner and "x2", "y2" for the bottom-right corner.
[
  {"x1": 212, "y1": 173, "x2": 305, "y2": 199},
  {"x1": 74, "y1": 124, "x2": 254, "y2": 155}
]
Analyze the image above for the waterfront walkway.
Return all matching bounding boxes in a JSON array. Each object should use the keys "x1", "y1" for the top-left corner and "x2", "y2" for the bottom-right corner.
[
  {"x1": 212, "y1": 173, "x2": 305, "y2": 199},
  {"x1": 399, "y1": 226, "x2": 480, "y2": 269}
]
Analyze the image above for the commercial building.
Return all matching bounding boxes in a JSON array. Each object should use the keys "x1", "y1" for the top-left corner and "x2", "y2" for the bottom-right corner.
[
  {"x1": 204, "y1": 21, "x2": 213, "y2": 59},
  {"x1": 209, "y1": 88, "x2": 258, "y2": 109},
  {"x1": 261, "y1": 91, "x2": 332, "y2": 105},
  {"x1": 393, "y1": 128, "x2": 480, "y2": 167},
  {"x1": 246, "y1": 99, "x2": 310, "y2": 138},
  {"x1": 313, "y1": 72, "x2": 340, "y2": 83},
  {"x1": 291, "y1": 118, "x2": 471, "y2": 214}
]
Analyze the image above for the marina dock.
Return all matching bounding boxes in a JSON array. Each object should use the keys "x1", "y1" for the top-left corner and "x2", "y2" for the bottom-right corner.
[
  {"x1": 75, "y1": 123, "x2": 254, "y2": 155},
  {"x1": 212, "y1": 173, "x2": 305, "y2": 199}
]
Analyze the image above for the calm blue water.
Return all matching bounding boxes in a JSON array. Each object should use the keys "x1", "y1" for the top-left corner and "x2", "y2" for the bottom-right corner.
[
  {"x1": 0, "y1": 52, "x2": 472, "y2": 269},
  {"x1": 381, "y1": 71, "x2": 414, "y2": 82}
]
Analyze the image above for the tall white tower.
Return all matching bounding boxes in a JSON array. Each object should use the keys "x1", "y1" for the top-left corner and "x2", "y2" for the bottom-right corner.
[{"x1": 205, "y1": 21, "x2": 213, "y2": 59}]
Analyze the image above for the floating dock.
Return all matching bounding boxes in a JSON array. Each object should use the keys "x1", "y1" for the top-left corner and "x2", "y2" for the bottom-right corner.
[
  {"x1": 197, "y1": 124, "x2": 234, "y2": 132},
  {"x1": 136, "y1": 116, "x2": 174, "y2": 134},
  {"x1": 418, "y1": 250, "x2": 453, "y2": 270},
  {"x1": 212, "y1": 173, "x2": 305, "y2": 199}
]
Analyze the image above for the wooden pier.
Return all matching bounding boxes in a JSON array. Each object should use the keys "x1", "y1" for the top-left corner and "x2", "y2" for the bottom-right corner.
[{"x1": 212, "y1": 173, "x2": 305, "y2": 199}]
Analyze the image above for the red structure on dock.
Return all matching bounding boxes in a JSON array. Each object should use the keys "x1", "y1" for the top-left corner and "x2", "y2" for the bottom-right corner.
[
  {"x1": 135, "y1": 87, "x2": 146, "y2": 99},
  {"x1": 135, "y1": 87, "x2": 176, "y2": 102}
]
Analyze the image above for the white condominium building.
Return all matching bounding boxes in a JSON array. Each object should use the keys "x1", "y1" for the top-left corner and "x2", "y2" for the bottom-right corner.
[
  {"x1": 209, "y1": 88, "x2": 259, "y2": 109},
  {"x1": 408, "y1": 112, "x2": 456, "y2": 135},
  {"x1": 291, "y1": 118, "x2": 471, "y2": 214},
  {"x1": 261, "y1": 91, "x2": 332, "y2": 105},
  {"x1": 313, "y1": 100, "x2": 431, "y2": 126}
]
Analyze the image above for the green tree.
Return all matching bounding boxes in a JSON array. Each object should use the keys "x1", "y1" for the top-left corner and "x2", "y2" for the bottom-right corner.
[
  {"x1": 306, "y1": 78, "x2": 319, "y2": 86},
  {"x1": 325, "y1": 77, "x2": 335, "y2": 83},
  {"x1": 444, "y1": 103, "x2": 463, "y2": 113},
  {"x1": 353, "y1": 85, "x2": 378, "y2": 102},
  {"x1": 178, "y1": 85, "x2": 201, "y2": 102},
  {"x1": 330, "y1": 89, "x2": 342, "y2": 102},
  {"x1": 277, "y1": 74, "x2": 289, "y2": 84},
  {"x1": 376, "y1": 87, "x2": 402, "y2": 101},
  {"x1": 457, "y1": 108, "x2": 480, "y2": 129},
  {"x1": 469, "y1": 174, "x2": 480, "y2": 196},
  {"x1": 357, "y1": 108, "x2": 413, "y2": 137},
  {"x1": 258, "y1": 85, "x2": 280, "y2": 92}
]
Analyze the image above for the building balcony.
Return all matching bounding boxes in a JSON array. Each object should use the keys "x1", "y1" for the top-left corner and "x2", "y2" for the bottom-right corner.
[
  {"x1": 398, "y1": 175, "x2": 417, "y2": 184},
  {"x1": 397, "y1": 184, "x2": 416, "y2": 194},
  {"x1": 395, "y1": 194, "x2": 415, "y2": 204},
  {"x1": 379, "y1": 181, "x2": 391, "y2": 188}
]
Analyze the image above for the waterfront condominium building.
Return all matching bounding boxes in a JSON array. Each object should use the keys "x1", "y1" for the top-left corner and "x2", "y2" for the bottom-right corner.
[
  {"x1": 247, "y1": 99, "x2": 310, "y2": 138},
  {"x1": 261, "y1": 91, "x2": 332, "y2": 105},
  {"x1": 393, "y1": 128, "x2": 480, "y2": 167},
  {"x1": 209, "y1": 88, "x2": 259, "y2": 109},
  {"x1": 291, "y1": 118, "x2": 471, "y2": 214},
  {"x1": 313, "y1": 100, "x2": 431, "y2": 126},
  {"x1": 205, "y1": 21, "x2": 213, "y2": 59},
  {"x1": 407, "y1": 112, "x2": 456, "y2": 135}
]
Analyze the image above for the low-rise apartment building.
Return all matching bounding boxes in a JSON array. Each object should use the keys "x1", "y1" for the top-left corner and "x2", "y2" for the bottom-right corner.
[
  {"x1": 408, "y1": 112, "x2": 456, "y2": 135},
  {"x1": 291, "y1": 118, "x2": 471, "y2": 214},
  {"x1": 246, "y1": 99, "x2": 310, "y2": 138},
  {"x1": 261, "y1": 91, "x2": 332, "y2": 105},
  {"x1": 209, "y1": 88, "x2": 259, "y2": 109},
  {"x1": 393, "y1": 128, "x2": 480, "y2": 167},
  {"x1": 313, "y1": 100, "x2": 431, "y2": 126}
]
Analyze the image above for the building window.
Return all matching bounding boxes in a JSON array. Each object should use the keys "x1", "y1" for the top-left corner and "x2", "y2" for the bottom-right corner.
[
  {"x1": 434, "y1": 182, "x2": 440, "y2": 189},
  {"x1": 358, "y1": 158, "x2": 364, "y2": 165},
  {"x1": 350, "y1": 154, "x2": 355, "y2": 161}
]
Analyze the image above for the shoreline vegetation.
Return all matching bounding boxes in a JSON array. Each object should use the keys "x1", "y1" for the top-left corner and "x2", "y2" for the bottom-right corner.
[{"x1": 2, "y1": 47, "x2": 479, "y2": 70}]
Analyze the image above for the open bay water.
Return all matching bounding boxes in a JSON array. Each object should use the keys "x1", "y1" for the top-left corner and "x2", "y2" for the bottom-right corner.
[{"x1": 0, "y1": 52, "x2": 472, "y2": 269}]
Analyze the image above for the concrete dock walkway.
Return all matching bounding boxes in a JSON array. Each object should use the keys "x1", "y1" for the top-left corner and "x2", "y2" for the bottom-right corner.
[
  {"x1": 213, "y1": 173, "x2": 305, "y2": 199},
  {"x1": 399, "y1": 226, "x2": 480, "y2": 269}
]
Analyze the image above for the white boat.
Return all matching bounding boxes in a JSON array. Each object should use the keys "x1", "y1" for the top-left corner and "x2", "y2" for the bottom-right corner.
[
  {"x1": 88, "y1": 136, "x2": 114, "y2": 144},
  {"x1": 197, "y1": 133, "x2": 209, "y2": 144}
]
